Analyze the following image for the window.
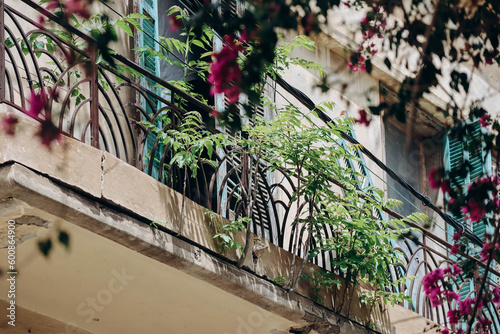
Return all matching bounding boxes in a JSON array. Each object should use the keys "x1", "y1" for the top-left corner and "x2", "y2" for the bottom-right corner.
[
  {"x1": 443, "y1": 121, "x2": 492, "y2": 304},
  {"x1": 443, "y1": 121, "x2": 491, "y2": 241},
  {"x1": 138, "y1": 0, "x2": 162, "y2": 180}
]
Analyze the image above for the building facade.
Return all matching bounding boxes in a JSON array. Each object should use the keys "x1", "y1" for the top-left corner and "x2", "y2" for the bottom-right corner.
[{"x1": 0, "y1": 0, "x2": 499, "y2": 333}]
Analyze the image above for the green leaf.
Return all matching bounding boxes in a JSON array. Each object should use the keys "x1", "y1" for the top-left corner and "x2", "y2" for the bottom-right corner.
[
  {"x1": 127, "y1": 13, "x2": 150, "y2": 19},
  {"x1": 191, "y1": 39, "x2": 205, "y2": 49},
  {"x1": 116, "y1": 20, "x2": 133, "y2": 37},
  {"x1": 125, "y1": 17, "x2": 142, "y2": 33}
]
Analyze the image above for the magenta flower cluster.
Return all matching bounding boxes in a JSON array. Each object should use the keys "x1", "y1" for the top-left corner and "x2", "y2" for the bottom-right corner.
[{"x1": 208, "y1": 35, "x2": 245, "y2": 117}]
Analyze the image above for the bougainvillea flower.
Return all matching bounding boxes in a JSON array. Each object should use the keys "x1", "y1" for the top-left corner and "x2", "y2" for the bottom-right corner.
[
  {"x1": 356, "y1": 109, "x2": 371, "y2": 126},
  {"x1": 210, "y1": 109, "x2": 220, "y2": 118},
  {"x1": 444, "y1": 290, "x2": 460, "y2": 302},
  {"x1": 492, "y1": 286, "x2": 500, "y2": 307},
  {"x1": 480, "y1": 241, "x2": 499, "y2": 262},
  {"x1": 168, "y1": 12, "x2": 182, "y2": 31},
  {"x1": 46, "y1": 0, "x2": 60, "y2": 11},
  {"x1": 447, "y1": 309, "x2": 460, "y2": 324},
  {"x1": 452, "y1": 263, "x2": 462, "y2": 275},
  {"x1": 480, "y1": 114, "x2": 491, "y2": 128},
  {"x1": 453, "y1": 230, "x2": 462, "y2": 241},
  {"x1": 428, "y1": 168, "x2": 444, "y2": 189},
  {"x1": 208, "y1": 35, "x2": 244, "y2": 106},
  {"x1": 348, "y1": 61, "x2": 367, "y2": 72},
  {"x1": 459, "y1": 298, "x2": 474, "y2": 316},
  {"x1": 1, "y1": 114, "x2": 19, "y2": 136},
  {"x1": 477, "y1": 317, "x2": 492, "y2": 332},
  {"x1": 450, "y1": 243, "x2": 459, "y2": 255},
  {"x1": 24, "y1": 89, "x2": 47, "y2": 118},
  {"x1": 423, "y1": 268, "x2": 445, "y2": 306},
  {"x1": 440, "y1": 180, "x2": 451, "y2": 193},
  {"x1": 462, "y1": 198, "x2": 487, "y2": 222},
  {"x1": 63, "y1": 0, "x2": 91, "y2": 20}
]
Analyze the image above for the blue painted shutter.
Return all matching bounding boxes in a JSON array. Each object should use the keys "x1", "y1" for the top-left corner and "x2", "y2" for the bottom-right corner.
[
  {"x1": 444, "y1": 122, "x2": 492, "y2": 304},
  {"x1": 139, "y1": 0, "x2": 162, "y2": 180}
]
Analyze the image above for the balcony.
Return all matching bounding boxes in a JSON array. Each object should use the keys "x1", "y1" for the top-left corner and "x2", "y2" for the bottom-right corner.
[{"x1": 0, "y1": 0, "x2": 499, "y2": 333}]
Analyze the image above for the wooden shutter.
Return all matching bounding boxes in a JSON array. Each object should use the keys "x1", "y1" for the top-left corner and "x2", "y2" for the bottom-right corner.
[
  {"x1": 444, "y1": 121, "x2": 492, "y2": 304},
  {"x1": 444, "y1": 122, "x2": 489, "y2": 231},
  {"x1": 139, "y1": 0, "x2": 162, "y2": 180}
]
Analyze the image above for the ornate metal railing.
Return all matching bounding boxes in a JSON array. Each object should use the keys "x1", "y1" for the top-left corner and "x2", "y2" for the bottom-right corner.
[{"x1": 1, "y1": 0, "x2": 499, "y2": 330}]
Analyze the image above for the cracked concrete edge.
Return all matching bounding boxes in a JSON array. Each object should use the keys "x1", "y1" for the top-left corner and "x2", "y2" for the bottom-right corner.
[
  {"x1": 0, "y1": 108, "x2": 102, "y2": 198},
  {"x1": 0, "y1": 163, "x2": 376, "y2": 334}
]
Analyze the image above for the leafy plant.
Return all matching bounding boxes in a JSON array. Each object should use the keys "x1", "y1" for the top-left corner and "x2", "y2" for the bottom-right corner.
[
  {"x1": 143, "y1": 111, "x2": 228, "y2": 235},
  {"x1": 273, "y1": 274, "x2": 291, "y2": 287},
  {"x1": 206, "y1": 210, "x2": 247, "y2": 256}
]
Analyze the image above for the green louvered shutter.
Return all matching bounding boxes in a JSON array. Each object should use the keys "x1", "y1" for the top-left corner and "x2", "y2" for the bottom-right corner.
[
  {"x1": 142, "y1": 14, "x2": 156, "y2": 78},
  {"x1": 139, "y1": 0, "x2": 162, "y2": 181},
  {"x1": 444, "y1": 121, "x2": 492, "y2": 304},
  {"x1": 445, "y1": 122, "x2": 490, "y2": 236},
  {"x1": 444, "y1": 131, "x2": 470, "y2": 303}
]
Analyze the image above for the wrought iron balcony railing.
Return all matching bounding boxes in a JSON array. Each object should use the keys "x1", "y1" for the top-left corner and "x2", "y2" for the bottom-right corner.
[{"x1": 1, "y1": 0, "x2": 499, "y2": 331}]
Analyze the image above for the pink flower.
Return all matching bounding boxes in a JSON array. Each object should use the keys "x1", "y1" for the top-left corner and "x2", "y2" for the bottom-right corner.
[
  {"x1": 453, "y1": 231, "x2": 462, "y2": 241},
  {"x1": 46, "y1": 0, "x2": 60, "y2": 11},
  {"x1": 24, "y1": 89, "x2": 47, "y2": 118},
  {"x1": 463, "y1": 198, "x2": 487, "y2": 222},
  {"x1": 63, "y1": 0, "x2": 91, "y2": 19},
  {"x1": 480, "y1": 241, "x2": 499, "y2": 262},
  {"x1": 447, "y1": 309, "x2": 460, "y2": 324},
  {"x1": 36, "y1": 119, "x2": 61, "y2": 149},
  {"x1": 477, "y1": 317, "x2": 491, "y2": 331},
  {"x1": 423, "y1": 268, "x2": 445, "y2": 306},
  {"x1": 1, "y1": 114, "x2": 18, "y2": 135},
  {"x1": 444, "y1": 290, "x2": 460, "y2": 302},
  {"x1": 450, "y1": 243, "x2": 459, "y2": 255},
  {"x1": 479, "y1": 114, "x2": 491, "y2": 128},
  {"x1": 208, "y1": 35, "x2": 243, "y2": 106},
  {"x1": 493, "y1": 286, "x2": 500, "y2": 307},
  {"x1": 459, "y1": 298, "x2": 474, "y2": 316},
  {"x1": 452, "y1": 263, "x2": 462, "y2": 275},
  {"x1": 440, "y1": 180, "x2": 451, "y2": 193},
  {"x1": 356, "y1": 109, "x2": 371, "y2": 126},
  {"x1": 348, "y1": 60, "x2": 367, "y2": 73},
  {"x1": 441, "y1": 328, "x2": 449, "y2": 334},
  {"x1": 360, "y1": 17, "x2": 368, "y2": 26},
  {"x1": 210, "y1": 109, "x2": 220, "y2": 118},
  {"x1": 429, "y1": 168, "x2": 443, "y2": 189},
  {"x1": 168, "y1": 13, "x2": 182, "y2": 31}
]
